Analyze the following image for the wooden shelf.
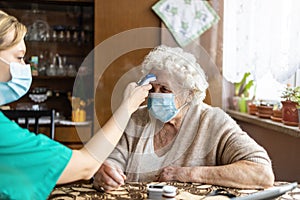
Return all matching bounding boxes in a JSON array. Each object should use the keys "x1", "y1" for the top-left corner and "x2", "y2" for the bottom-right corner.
[
  {"x1": 33, "y1": 76, "x2": 76, "y2": 80},
  {"x1": 25, "y1": 42, "x2": 93, "y2": 59},
  {"x1": 1, "y1": 0, "x2": 93, "y2": 6}
]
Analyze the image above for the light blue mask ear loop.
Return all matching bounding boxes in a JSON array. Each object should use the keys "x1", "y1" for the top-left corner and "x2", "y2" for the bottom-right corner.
[
  {"x1": 0, "y1": 57, "x2": 9, "y2": 65},
  {"x1": 164, "y1": 101, "x2": 189, "y2": 122}
]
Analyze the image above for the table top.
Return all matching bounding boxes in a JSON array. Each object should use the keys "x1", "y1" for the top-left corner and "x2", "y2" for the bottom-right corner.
[{"x1": 48, "y1": 180, "x2": 300, "y2": 200}]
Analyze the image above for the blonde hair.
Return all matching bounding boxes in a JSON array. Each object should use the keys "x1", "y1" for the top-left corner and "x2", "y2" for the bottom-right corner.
[
  {"x1": 0, "y1": 10, "x2": 27, "y2": 51},
  {"x1": 141, "y1": 45, "x2": 209, "y2": 103}
]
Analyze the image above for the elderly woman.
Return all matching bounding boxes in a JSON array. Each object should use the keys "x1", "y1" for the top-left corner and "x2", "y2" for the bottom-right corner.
[{"x1": 93, "y1": 45, "x2": 275, "y2": 191}]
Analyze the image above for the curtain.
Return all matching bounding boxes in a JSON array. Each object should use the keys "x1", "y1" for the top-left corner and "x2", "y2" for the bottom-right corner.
[{"x1": 223, "y1": 0, "x2": 300, "y2": 84}]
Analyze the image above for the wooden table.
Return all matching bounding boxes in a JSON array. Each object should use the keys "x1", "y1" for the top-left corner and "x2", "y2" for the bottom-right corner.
[{"x1": 48, "y1": 180, "x2": 299, "y2": 199}]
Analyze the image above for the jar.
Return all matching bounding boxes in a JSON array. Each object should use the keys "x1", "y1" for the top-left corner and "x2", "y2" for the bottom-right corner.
[
  {"x1": 46, "y1": 64, "x2": 56, "y2": 76},
  {"x1": 56, "y1": 64, "x2": 66, "y2": 76},
  {"x1": 67, "y1": 64, "x2": 77, "y2": 77},
  {"x1": 72, "y1": 109, "x2": 86, "y2": 122}
]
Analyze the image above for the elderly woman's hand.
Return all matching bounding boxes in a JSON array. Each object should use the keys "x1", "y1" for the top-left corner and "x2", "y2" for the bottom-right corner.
[
  {"x1": 93, "y1": 161, "x2": 126, "y2": 191},
  {"x1": 122, "y1": 82, "x2": 152, "y2": 115},
  {"x1": 157, "y1": 166, "x2": 190, "y2": 182}
]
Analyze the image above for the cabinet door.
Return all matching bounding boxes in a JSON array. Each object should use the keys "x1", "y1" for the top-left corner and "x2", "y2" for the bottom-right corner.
[{"x1": 94, "y1": 0, "x2": 160, "y2": 131}]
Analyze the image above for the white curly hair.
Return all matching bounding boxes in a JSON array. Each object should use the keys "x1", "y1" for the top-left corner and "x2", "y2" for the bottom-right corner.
[{"x1": 141, "y1": 45, "x2": 208, "y2": 103}]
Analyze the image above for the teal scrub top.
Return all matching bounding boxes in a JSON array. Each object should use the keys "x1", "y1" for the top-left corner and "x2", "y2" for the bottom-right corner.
[{"x1": 0, "y1": 112, "x2": 72, "y2": 200}]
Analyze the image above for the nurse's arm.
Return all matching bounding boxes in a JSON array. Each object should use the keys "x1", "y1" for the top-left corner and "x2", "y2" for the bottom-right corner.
[{"x1": 56, "y1": 83, "x2": 151, "y2": 184}]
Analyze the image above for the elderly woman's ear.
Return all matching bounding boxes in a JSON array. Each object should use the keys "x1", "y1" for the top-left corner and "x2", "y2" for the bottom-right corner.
[{"x1": 186, "y1": 90, "x2": 195, "y2": 103}]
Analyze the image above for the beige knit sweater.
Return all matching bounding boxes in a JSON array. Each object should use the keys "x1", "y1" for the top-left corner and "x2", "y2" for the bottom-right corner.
[{"x1": 106, "y1": 103, "x2": 272, "y2": 181}]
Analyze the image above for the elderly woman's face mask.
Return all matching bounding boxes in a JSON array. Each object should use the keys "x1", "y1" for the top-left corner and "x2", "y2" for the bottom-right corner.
[
  {"x1": 147, "y1": 93, "x2": 178, "y2": 122},
  {"x1": 147, "y1": 77, "x2": 188, "y2": 122},
  {"x1": 146, "y1": 70, "x2": 190, "y2": 122}
]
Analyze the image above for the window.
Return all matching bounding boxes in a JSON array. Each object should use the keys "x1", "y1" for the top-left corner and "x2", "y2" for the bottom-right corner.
[{"x1": 223, "y1": 0, "x2": 300, "y2": 102}]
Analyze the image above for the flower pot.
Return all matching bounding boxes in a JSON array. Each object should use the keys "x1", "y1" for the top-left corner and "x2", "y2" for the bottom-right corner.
[
  {"x1": 256, "y1": 105, "x2": 273, "y2": 118},
  {"x1": 247, "y1": 102, "x2": 258, "y2": 115},
  {"x1": 271, "y1": 109, "x2": 282, "y2": 122},
  {"x1": 238, "y1": 97, "x2": 248, "y2": 113},
  {"x1": 281, "y1": 101, "x2": 298, "y2": 126},
  {"x1": 229, "y1": 96, "x2": 241, "y2": 111},
  {"x1": 298, "y1": 108, "x2": 300, "y2": 129}
]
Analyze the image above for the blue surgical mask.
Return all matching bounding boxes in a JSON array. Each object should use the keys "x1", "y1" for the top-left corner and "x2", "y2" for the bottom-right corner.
[
  {"x1": 0, "y1": 58, "x2": 32, "y2": 105},
  {"x1": 147, "y1": 93, "x2": 180, "y2": 123}
]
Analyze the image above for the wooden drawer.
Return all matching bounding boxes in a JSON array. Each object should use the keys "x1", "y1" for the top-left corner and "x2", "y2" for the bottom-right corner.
[{"x1": 39, "y1": 125, "x2": 92, "y2": 149}]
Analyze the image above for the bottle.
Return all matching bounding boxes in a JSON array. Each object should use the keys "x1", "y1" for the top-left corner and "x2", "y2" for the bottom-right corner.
[
  {"x1": 30, "y1": 56, "x2": 39, "y2": 76},
  {"x1": 55, "y1": 54, "x2": 66, "y2": 76},
  {"x1": 38, "y1": 52, "x2": 47, "y2": 76},
  {"x1": 162, "y1": 186, "x2": 176, "y2": 199},
  {"x1": 67, "y1": 64, "x2": 77, "y2": 77},
  {"x1": 46, "y1": 64, "x2": 56, "y2": 76}
]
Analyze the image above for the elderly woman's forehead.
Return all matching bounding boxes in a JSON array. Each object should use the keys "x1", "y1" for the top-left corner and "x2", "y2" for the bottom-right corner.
[
  {"x1": 151, "y1": 70, "x2": 184, "y2": 91},
  {"x1": 151, "y1": 69, "x2": 180, "y2": 79},
  {"x1": 151, "y1": 70, "x2": 170, "y2": 82},
  {"x1": 153, "y1": 75, "x2": 171, "y2": 86}
]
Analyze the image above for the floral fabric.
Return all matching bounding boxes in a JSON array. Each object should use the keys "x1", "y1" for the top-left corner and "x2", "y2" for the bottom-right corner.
[{"x1": 152, "y1": 0, "x2": 219, "y2": 47}]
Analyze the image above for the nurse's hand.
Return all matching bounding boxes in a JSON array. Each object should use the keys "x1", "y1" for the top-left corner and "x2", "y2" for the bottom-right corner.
[
  {"x1": 122, "y1": 82, "x2": 151, "y2": 115},
  {"x1": 93, "y1": 161, "x2": 126, "y2": 191}
]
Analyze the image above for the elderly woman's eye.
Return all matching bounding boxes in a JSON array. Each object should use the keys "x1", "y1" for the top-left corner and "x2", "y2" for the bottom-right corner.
[
  {"x1": 161, "y1": 86, "x2": 171, "y2": 93},
  {"x1": 149, "y1": 87, "x2": 155, "y2": 93}
]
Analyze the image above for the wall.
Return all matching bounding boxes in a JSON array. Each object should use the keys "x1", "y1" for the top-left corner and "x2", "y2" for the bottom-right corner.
[
  {"x1": 161, "y1": 1, "x2": 224, "y2": 107},
  {"x1": 94, "y1": 0, "x2": 161, "y2": 131},
  {"x1": 237, "y1": 120, "x2": 300, "y2": 183}
]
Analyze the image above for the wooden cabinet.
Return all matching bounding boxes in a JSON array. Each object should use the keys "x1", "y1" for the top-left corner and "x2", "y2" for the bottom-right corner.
[
  {"x1": 0, "y1": 0, "x2": 94, "y2": 120},
  {"x1": 38, "y1": 123, "x2": 92, "y2": 149},
  {"x1": 0, "y1": 0, "x2": 94, "y2": 148},
  {"x1": 54, "y1": 124, "x2": 92, "y2": 149}
]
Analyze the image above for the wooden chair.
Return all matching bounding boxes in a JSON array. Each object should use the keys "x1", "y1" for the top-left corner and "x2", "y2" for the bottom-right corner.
[{"x1": 1, "y1": 109, "x2": 56, "y2": 139}]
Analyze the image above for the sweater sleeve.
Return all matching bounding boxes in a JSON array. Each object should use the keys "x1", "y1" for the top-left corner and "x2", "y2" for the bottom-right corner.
[
  {"x1": 106, "y1": 109, "x2": 148, "y2": 172},
  {"x1": 106, "y1": 132, "x2": 130, "y2": 172},
  {"x1": 209, "y1": 108, "x2": 272, "y2": 167}
]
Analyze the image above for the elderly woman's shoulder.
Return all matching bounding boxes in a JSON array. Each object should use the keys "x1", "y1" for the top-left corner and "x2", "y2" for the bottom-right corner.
[{"x1": 199, "y1": 103, "x2": 229, "y2": 117}]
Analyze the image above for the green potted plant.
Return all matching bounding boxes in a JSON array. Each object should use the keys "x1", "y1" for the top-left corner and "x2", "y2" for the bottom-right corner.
[
  {"x1": 232, "y1": 72, "x2": 254, "y2": 113},
  {"x1": 280, "y1": 85, "x2": 300, "y2": 126}
]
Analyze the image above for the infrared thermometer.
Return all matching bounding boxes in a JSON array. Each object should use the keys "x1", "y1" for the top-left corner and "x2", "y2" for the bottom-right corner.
[{"x1": 137, "y1": 73, "x2": 156, "y2": 86}]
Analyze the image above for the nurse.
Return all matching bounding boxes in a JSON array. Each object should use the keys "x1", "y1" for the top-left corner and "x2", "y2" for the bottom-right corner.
[{"x1": 0, "y1": 10, "x2": 151, "y2": 199}]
